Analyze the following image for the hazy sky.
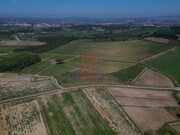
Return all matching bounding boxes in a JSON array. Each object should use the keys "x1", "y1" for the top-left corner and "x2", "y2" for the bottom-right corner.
[{"x1": 0, "y1": 0, "x2": 180, "y2": 18}]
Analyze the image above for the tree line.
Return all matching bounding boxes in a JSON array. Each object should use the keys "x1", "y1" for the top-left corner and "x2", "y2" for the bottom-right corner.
[{"x1": 0, "y1": 53, "x2": 41, "y2": 72}]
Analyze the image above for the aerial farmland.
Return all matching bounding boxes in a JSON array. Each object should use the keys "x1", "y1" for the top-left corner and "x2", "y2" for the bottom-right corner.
[{"x1": 0, "y1": 17, "x2": 180, "y2": 135}]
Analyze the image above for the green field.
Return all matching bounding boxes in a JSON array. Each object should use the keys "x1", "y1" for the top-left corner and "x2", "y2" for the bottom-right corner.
[
  {"x1": 21, "y1": 54, "x2": 75, "y2": 75},
  {"x1": 39, "y1": 53, "x2": 74, "y2": 61},
  {"x1": 145, "y1": 47, "x2": 180, "y2": 84},
  {"x1": 111, "y1": 64, "x2": 145, "y2": 84},
  {"x1": 49, "y1": 39, "x2": 172, "y2": 62},
  {"x1": 39, "y1": 57, "x2": 80, "y2": 76},
  {"x1": 20, "y1": 61, "x2": 51, "y2": 75},
  {"x1": 40, "y1": 90, "x2": 115, "y2": 135},
  {"x1": 0, "y1": 45, "x2": 24, "y2": 53},
  {"x1": 98, "y1": 60, "x2": 134, "y2": 73}
]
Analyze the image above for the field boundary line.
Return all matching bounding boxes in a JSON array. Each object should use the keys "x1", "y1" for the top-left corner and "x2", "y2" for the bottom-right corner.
[
  {"x1": 44, "y1": 53, "x2": 79, "y2": 57},
  {"x1": 36, "y1": 55, "x2": 79, "y2": 75},
  {"x1": 63, "y1": 56, "x2": 79, "y2": 62},
  {"x1": 139, "y1": 47, "x2": 177, "y2": 63},
  {"x1": 168, "y1": 122, "x2": 180, "y2": 134},
  {"x1": 36, "y1": 64, "x2": 54, "y2": 75},
  {"x1": 37, "y1": 98, "x2": 51, "y2": 135},
  {"x1": 104, "y1": 88, "x2": 142, "y2": 134},
  {"x1": 132, "y1": 67, "x2": 147, "y2": 84}
]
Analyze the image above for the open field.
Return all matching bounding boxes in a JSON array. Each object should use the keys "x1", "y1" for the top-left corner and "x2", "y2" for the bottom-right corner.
[
  {"x1": 39, "y1": 90, "x2": 114, "y2": 135},
  {"x1": 0, "y1": 73, "x2": 58, "y2": 100},
  {"x1": 145, "y1": 47, "x2": 180, "y2": 85},
  {"x1": 83, "y1": 88, "x2": 141, "y2": 135},
  {"x1": 39, "y1": 57, "x2": 80, "y2": 76},
  {"x1": 98, "y1": 60, "x2": 134, "y2": 73},
  {"x1": 0, "y1": 45, "x2": 24, "y2": 53},
  {"x1": 0, "y1": 99, "x2": 48, "y2": 135},
  {"x1": 144, "y1": 37, "x2": 169, "y2": 44},
  {"x1": 55, "y1": 69, "x2": 120, "y2": 87},
  {"x1": 135, "y1": 68, "x2": 174, "y2": 87},
  {"x1": 0, "y1": 40, "x2": 45, "y2": 46},
  {"x1": 107, "y1": 87, "x2": 178, "y2": 132},
  {"x1": 21, "y1": 54, "x2": 74, "y2": 75},
  {"x1": 20, "y1": 61, "x2": 52, "y2": 75},
  {"x1": 22, "y1": 53, "x2": 134, "y2": 76},
  {"x1": 49, "y1": 39, "x2": 172, "y2": 62}
]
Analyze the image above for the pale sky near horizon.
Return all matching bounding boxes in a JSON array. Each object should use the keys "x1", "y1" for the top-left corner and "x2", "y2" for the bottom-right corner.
[{"x1": 0, "y1": 0, "x2": 180, "y2": 18}]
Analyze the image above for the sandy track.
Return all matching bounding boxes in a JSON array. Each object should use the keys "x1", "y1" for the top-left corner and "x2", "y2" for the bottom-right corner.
[{"x1": 0, "y1": 40, "x2": 45, "y2": 46}]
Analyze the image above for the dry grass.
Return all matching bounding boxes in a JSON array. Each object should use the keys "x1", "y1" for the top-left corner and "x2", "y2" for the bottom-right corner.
[
  {"x1": 0, "y1": 99, "x2": 48, "y2": 135},
  {"x1": 0, "y1": 73, "x2": 58, "y2": 100}
]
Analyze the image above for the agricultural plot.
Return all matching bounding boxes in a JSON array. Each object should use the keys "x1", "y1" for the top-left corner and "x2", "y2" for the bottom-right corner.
[
  {"x1": 169, "y1": 121, "x2": 180, "y2": 134},
  {"x1": 134, "y1": 68, "x2": 174, "y2": 87},
  {"x1": 83, "y1": 88, "x2": 140, "y2": 135},
  {"x1": 145, "y1": 47, "x2": 180, "y2": 84},
  {"x1": 40, "y1": 57, "x2": 80, "y2": 76},
  {"x1": 107, "y1": 87, "x2": 178, "y2": 132},
  {"x1": 0, "y1": 73, "x2": 58, "y2": 100},
  {"x1": 21, "y1": 54, "x2": 75, "y2": 75},
  {"x1": 49, "y1": 39, "x2": 171, "y2": 62},
  {"x1": 0, "y1": 99, "x2": 48, "y2": 135},
  {"x1": 20, "y1": 61, "x2": 52, "y2": 75},
  {"x1": 111, "y1": 64, "x2": 145, "y2": 84},
  {"x1": 39, "y1": 90, "x2": 114, "y2": 135},
  {"x1": 55, "y1": 70, "x2": 120, "y2": 87},
  {"x1": 98, "y1": 60, "x2": 134, "y2": 73},
  {"x1": 39, "y1": 53, "x2": 74, "y2": 61}
]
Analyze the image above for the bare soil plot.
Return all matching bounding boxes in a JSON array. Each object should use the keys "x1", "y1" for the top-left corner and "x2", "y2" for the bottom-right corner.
[
  {"x1": 145, "y1": 37, "x2": 169, "y2": 44},
  {"x1": 0, "y1": 99, "x2": 48, "y2": 135},
  {"x1": 0, "y1": 40, "x2": 45, "y2": 46},
  {"x1": 134, "y1": 68, "x2": 174, "y2": 87},
  {"x1": 107, "y1": 88, "x2": 178, "y2": 107},
  {"x1": 83, "y1": 88, "x2": 141, "y2": 135},
  {"x1": 123, "y1": 107, "x2": 176, "y2": 132},
  {"x1": 107, "y1": 87, "x2": 178, "y2": 132},
  {"x1": 0, "y1": 73, "x2": 58, "y2": 100},
  {"x1": 39, "y1": 90, "x2": 114, "y2": 135}
]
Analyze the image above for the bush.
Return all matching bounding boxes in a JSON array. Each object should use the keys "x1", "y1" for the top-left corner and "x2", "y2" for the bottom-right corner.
[
  {"x1": 0, "y1": 53, "x2": 41, "y2": 72},
  {"x1": 151, "y1": 30, "x2": 178, "y2": 40}
]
